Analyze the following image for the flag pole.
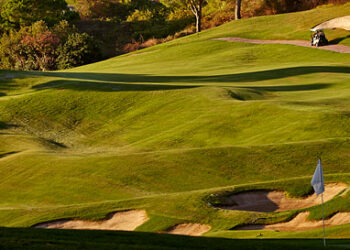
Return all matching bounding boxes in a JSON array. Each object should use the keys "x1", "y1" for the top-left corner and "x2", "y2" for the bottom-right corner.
[
  {"x1": 321, "y1": 193, "x2": 326, "y2": 247},
  {"x1": 320, "y1": 158, "x2": 326, "y2": 247}
]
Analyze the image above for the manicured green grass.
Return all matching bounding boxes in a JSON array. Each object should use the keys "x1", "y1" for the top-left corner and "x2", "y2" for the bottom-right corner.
[{"x1": 0, "y1": 3, "x2": 350, "y2": 243}]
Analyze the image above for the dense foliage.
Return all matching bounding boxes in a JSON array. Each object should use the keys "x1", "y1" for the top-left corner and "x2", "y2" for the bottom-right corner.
[
  {"x1": 76, "y1": 0, "x2": 131, "y2": 21},
  {"x1": 0, "y1": 0, "x2": 347, "y2": 70},
  {"x1": 0, "y1": 0, "x2": 78, "y2": 31},
  {"x1": 57, "y1": 32, "x2": 100, "y2": 69},
  {"x1": 0, "y1": 21, "x2": 100, "y2": 71}
]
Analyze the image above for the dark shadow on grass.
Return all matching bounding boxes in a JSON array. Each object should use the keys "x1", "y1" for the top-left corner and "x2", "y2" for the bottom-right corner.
[
  {"x1": 0, "y1": 151, "x2": 20, "y2": 159},
  {"x1": 33, "y1": 66, "x2": 350, "y2": 84},
  {"x1": 33, "y1": 80, "x2": 331, "y2": 94},
  {"x1": 244, "y1": 83, "x2": 331, "y2": 92},
  {"x1": 44, "y1": 139, "x2": 67, "y2": 149},
  {"x1": 0, "y1": 122, "x2": 18, "y2": 130},
  {"x1": 32, "y1": 80, "x2": 200, "y2": 92},
  {"x1": 0, "y1": 227, "x2": 346, "y2": 249},
  {"x1": 231, "y1": 224, "x2": 266, "y2": 230},
  {"x1": 0, "y1": 81, "x2": 20, "y2": 91},
  {"x1": 329, "y1": 35, "x2": 350, "y2": 45}
]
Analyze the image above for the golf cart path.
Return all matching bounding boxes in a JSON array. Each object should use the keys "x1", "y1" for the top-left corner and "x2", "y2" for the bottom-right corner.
[{"x1": 216, "y1": 37, "x2": 350, "y2": 53}]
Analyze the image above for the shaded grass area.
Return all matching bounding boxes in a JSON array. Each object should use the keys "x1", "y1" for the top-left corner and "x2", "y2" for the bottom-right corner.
[
  {"x1": 27, "y1": 66, "x2": 350, "y2": 84},
  {"x1": 1, "y1": 227, "x2": 346, "y2": 250}
]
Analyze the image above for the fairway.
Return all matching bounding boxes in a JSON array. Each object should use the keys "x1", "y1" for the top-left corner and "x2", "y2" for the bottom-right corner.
[{"x1": 1, "y1": 2, "x2": 350, "y2": 246}]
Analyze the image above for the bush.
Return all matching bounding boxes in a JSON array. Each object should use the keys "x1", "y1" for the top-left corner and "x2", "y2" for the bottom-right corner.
[
  {"x1": 57, "y1": 32, "x2": 100, "y2": 69},
  {"x1": 52, "y1": 20, "x2": 78, "y2": 42},
  {"x1": 0, "y1": 21, "x2": 60, "y2": 71},
  {"x1": 0, "y1": 29, "x2": 27, "y2": 70},
  {"x1": 21, "y1": 22, "x2": 61, "y2": 71},
  {"x1": 0, "y1": 20, "x2": 100, "y2": 71}
]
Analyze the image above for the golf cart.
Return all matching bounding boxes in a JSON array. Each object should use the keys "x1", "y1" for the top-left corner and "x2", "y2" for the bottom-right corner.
[{"x1": 310, "y1": 29, "x2": 328, "y2": 47}]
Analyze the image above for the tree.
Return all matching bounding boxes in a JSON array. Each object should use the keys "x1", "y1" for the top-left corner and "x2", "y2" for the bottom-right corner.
[
  {"x1": 0, "y1": 20, "x2": 100, "y2": 71},
  {"x1": 127, "y1": 0, "x2": 168, "y2": 25},
  {"x1": 76, "y1": 0, "x2": 130, "y2": 21},
  {"x1": 0, "y1": 21, "x2": 60, "y2": 71},
  {"x1": 0, "y1": 28, "x2": 28, "y2": 69},
  {"x1": 57, "y1": 32, "x2": 100, "y2": 69},
  {"x1": 21, "y1": 21, "x2": 61, "y2": 71},
  {"x1": 235, "y1": 0, "x2": 242, "y2": 20},
  {"x1": 164, "y1": 0, "x2": 207, "y2": 33},
  {"x1": 188, "y1": 0, "x2": 206, "y2": 32},
  {"x1": 0, "y1": 0, "x2": 78, "y2": 31}
]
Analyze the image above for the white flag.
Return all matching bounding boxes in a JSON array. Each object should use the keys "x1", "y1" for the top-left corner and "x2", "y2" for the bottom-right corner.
[{"x1": 311, "y1": 159, "x2": 324, "y2": 196}]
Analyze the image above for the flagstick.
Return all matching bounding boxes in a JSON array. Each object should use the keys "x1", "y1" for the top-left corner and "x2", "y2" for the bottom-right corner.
[
  {"x1": 321, "y1": 193, "x2": 326, "y2": 247},
  {"x1": 319, "y1": 157, "x2": 326, "y2": 247},
  {"x1": 312, "y1": 157, "x2": 326, "y2": 247}
]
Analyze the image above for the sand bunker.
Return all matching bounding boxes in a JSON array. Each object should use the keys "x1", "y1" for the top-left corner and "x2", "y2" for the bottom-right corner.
[
  {"x1": 236, "y1": 212, "x2": 350, "y2": 231},
  {"x1": 34, "y1": 210, "x2": 148, "y2": 231},
  {"x1": 167, "y1": 223, "x2": 211, "y2": 236},
  {"x1": 312, "y1": 16, "x2": 350, "y2": 31},
  {"x1": 216, "y1": 37, "x2": 350, "y2": 53},
  {"x1": 218, "y1": 183, "x2": 347, "y2": 212}
]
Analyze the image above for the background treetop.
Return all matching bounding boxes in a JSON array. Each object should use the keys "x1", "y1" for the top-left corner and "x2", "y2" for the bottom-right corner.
[{"x1": 1, "y1": 0, "x2": 78, "y2": 31}]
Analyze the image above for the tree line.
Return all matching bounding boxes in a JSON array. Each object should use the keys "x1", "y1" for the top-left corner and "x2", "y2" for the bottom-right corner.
[{"x1": 0, "y1": 0, "x2": 346, "y2": 71}]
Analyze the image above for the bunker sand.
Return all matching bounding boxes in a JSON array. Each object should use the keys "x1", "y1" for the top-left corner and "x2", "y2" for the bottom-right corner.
[
  {"x1": 167, "y1": 223, "x2": 211, "y2": 236},
  {"x1": 236, "y1": 212, "x2": 350, "y2": 231},
  {"x1": 220, "y1": 183, "x2": 347, "y2": 212},
  {"x1": 216, "y1": 37, "x2": 350, "y2": 53},
  {"x1": 34, "y1": 210, "x2": 148, "y2": 231},
  {"x1": 312, "y1": 16, "x2": 350, "y2": 31}
]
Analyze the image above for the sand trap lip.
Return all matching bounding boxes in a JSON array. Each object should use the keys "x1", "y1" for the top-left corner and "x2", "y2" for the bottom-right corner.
[
  {"x1": 312, "y1": 16, "x2": 350, "y2": 31},
  {"x1": 166, "y1": 223, "x2": 211, "y2": 236},
  {"x1": 34, "y1": 210, "x2": 148, "y2": 231},
  {"x1": 235, "y1": 211, "x2": 350, "y2": 231},
  {"x1": 215, "y1": 37, "x2": 350, "y2": 53},
  {"x1": 216, "y1": 183, "x2": 347, "y2": 212}
]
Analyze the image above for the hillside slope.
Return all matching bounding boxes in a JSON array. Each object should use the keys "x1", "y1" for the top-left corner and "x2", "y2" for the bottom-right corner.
[{"x1": 0, "y1": 3, "x2": 350, "y2": 238}]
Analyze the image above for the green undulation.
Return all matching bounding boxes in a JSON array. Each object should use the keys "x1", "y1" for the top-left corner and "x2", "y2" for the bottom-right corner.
[{"x1": 0, "y1": 3, "x2": 350, "y2": 239}]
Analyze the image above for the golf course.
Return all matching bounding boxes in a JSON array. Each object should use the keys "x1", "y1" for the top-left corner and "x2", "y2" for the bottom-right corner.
[{"x1": 1, "y1": 2, "x2": 350, "y2": 249}]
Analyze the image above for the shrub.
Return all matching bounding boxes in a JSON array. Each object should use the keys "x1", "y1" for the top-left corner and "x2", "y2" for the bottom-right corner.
[
  {"x1": 57, "y1": 32, "x2": 100, "y2": 69},
  {"x1": 21, "y1": 26, "x2": 60, "y2": 71},
  {"x1": 0, "y1": 21, "x2": 60, "y2": 71},
  {"x1": 0, "y1": 21, "x2": 100, "y2": 71},
  {"x1": 0, "y1": 28, "x2": 28, "y2": 70},
  {"x1": 53, "y1": 20, "x2": 78, "y2": 42}
]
